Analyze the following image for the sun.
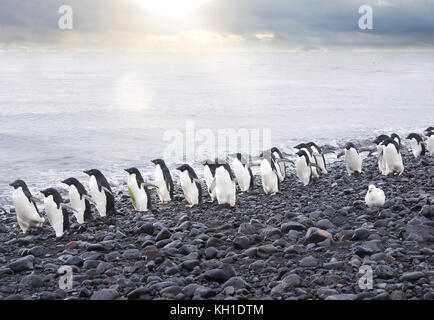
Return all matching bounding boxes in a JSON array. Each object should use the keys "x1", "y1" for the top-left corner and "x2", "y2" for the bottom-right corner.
[{"x1": 136, "y1": 0, "x2": 209, "y2": 18}]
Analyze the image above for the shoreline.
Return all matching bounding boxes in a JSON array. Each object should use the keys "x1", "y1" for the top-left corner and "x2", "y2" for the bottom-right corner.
[{"x1": 0, "y1": 154, "x2": 433, "y2": 300}]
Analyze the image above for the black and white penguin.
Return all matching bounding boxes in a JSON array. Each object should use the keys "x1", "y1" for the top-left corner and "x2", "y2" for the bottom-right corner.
[
  {"x1": 83, "y1": 169, "x2": 117, "y2": 219},
  {"x1": 40, "y1": 188, "x2": 71, "y2": 238},
  {"x1": 390, "y1": 133, "x2": 401, "y2": 148},
  {"x1": 337, "y1": 142, "x2": 372, "y2": 176},
  {"x1": 258, "y1": 152, "x2": 280, "y2": 195},
  {"x1": 212, "y1": 162, "x2": 236, "y2": 208},
  {"x1": 176, "y1": 164, "x2": 202, "y2": 207},
  {"x1": 61, "y1": 177, "x2": 93, "y2": 224},
  {"x1": 295, "y1": 150, "x2": 320, "y2": 186},
  {"x1": 9, "y1": 179, "x2": 45, "y2": 234},
  {"x1": 151, "y1": 159, "x2": 174, "y2": 204},
  {"x1": 271, "y1": 147, "x2": 286, "y2": 182},
  {"x1": 306, "y1": 142, "x2": 327, "y2": 175},
  {"x1": 406, "y1": 133, "x2": 426, "y2": 158},
  {"x1": 373, "y1": 135, "x2": 389, "y2": 174},
  {"x1": 382, "y1": 138, "x2": 404, "y2": 175},
  {"x1": 230, "y1": 153, "x2": 254, "y2": 192},
  {"x1": 425, "y1": 130, "x2": 434, "y2": 156},
  {"x1": 202, "y1": 160, "x2": 218, "y2": 202},
  {"x1": 124, "y1": 167, "x2": 152, "y2": 212},
  {"x1": 294, "y1": 143, "x2": 320, "y2": 178}
]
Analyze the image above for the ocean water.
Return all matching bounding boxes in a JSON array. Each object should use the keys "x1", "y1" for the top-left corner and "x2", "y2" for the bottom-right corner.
[{"x1": 1, "y1": 51, "x2": 433, "y2": 207}]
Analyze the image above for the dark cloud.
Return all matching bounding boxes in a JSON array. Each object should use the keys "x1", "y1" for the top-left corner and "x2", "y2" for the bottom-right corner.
[{"x1": 0, "y1": 0, "x2": 433, "y2": 49}]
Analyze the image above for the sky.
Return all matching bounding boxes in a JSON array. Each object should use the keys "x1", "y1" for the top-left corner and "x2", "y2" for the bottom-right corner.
[{"x1": 1, "y1": 0, "x2": 434, "y2": 51}]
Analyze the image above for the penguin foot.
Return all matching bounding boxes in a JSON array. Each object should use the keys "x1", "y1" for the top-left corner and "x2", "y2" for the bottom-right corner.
[
  {"x1": 270, "y1": 192, "x2": 277, "y2": 196},
  {"x1": 207, "y1": 200, "x2": 214, "y2": 203},
  {"x1": 186, "y1": 204, "x2": 194, "y2": 208},
  {"x1": 38, "y1": 222, "x2": 44, "y2": 228}
]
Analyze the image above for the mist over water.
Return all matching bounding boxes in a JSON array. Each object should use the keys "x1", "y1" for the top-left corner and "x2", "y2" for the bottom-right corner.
[{"x1": 1, "y1": 51, "x2": 433, "y2": 206}]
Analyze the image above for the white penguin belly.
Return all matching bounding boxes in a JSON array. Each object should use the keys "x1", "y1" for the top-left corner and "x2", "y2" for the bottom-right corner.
[
  {"x1": 44, "y1": 197, "x2": 64, "y2": 237},
  {"x1": 128, "y1": 174, "x2": 149, "y2": 211},
  {"x1": 427, "y1": 136, "x2": 434, "y2": 155},
  {"x1": 384, "y1": 146, "x2": 404, "y2": 175},
  {"x1": 410, "y1": 139, "x2": 422, "y2": 158},
  {"x1": 69, "y1": 185, "x2": 86, "y2": 224},
  {"x1": 155, "y1": 165, "x2": 171, "y2": 202},
  {"x1": 203, "y1": 166, "x2": 216, "y2": 200},
  {"x1": 296, "y1": 157, "x2": 311, "y2": 186},
  {"x1": 215, "y1": 167, "x2": 236, "y2": 206},
  {"x1": 12, "y1": 188, "x2": 44, "y2": 232},
  {"x1": 180, "y1": 171, "x2": 199, "y2": 205},
  {"x1": 260, "y1": 160, "x2": 278, "y2": 194},
  {"x1": 89, "y1": 176, "x2": 107, "y2": 217},
  {"x1": 345, "y1": 149, "x2": 362, "y2": 175},
  {"x1": 272, "y1": 152, "x2": 285, "y2": 182},
  {"x1": 232, "y1": 160, "x2": 250, "y2": 192}
]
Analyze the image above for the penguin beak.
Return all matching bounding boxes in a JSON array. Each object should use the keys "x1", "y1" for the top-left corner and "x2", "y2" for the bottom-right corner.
[
  {"x1": 124, "y1": 169, "x2": 131, "y2": 174},
  {"x1": 151, "y1": 160, "x2": 157, "y2": 164},
  {"x1": 175, "y1": 166, "x2": 183, "y2": 171},
  {"x1": 83, "y1": 170, "x2": 90, "y2": 176},
  {"x1": 9, "y1": 182, "x2": 14, "y2": 187},
  {"x1": 60, "y1": 180, "x2": 67, "y2": 184}
]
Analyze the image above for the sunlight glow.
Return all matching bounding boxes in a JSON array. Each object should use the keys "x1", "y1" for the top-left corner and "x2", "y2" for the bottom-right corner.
[{"x1": 136, "y1": 0, "x2": 210, "y2": 18}]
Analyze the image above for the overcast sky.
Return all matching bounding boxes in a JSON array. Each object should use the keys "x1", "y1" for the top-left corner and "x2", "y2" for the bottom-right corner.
[{"x1": 1, "y1": 0, "x2": 434, "y2": 50}]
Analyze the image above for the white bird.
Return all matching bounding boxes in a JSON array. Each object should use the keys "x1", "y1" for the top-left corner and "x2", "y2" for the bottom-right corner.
[{"x1": 365, "y1": 185, "x2": 385, "y2": 209}]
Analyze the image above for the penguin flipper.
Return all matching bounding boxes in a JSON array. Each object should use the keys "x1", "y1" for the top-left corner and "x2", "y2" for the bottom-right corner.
[{"x1": 337, "y1": 151, "x2": 345, "y2": 158}]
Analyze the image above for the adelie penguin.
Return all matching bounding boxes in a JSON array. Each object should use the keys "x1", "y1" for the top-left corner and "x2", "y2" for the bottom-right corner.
[
  {"x1": 253, "y1": 151, "x2": 291, "y2": 195},
  {"x1": 61, "y1": 177, "x2": 93, "y2": 224},
  {"x1": 83, "y1": 169, "x2": 117, "y2": 219},
  {"x1": 294, "y1": 143, "x2": 320, "y2": 178},
  {"x1": 40, "y1": 188, "x2": 74, "y2": 238},
  {"x1": 306, "y1": 142, "x2": 327, "y2": 175},
  {"x1": 406, "y1": 133, "x2": 426, "y2": 158},
  {"x1": 337, "y1": 143, "x2": 372, "y2": 176},
  {"x1": 151, "y1": 159, "x2": 174, "y2": 204},
  {"x1": 202, "y1": 160, "x2": 218, "y2": 202},
  {"x1": 230, "y1": 153, "x2": 254, "y2": 193},
  {"x1": 9, "y1": 179, "x2": 45, "y2": 234},
  {"x1": 209, "y1": 161, "x2": 236, "y2": 208},
  {"x1": 373, "y1": 135, "x2": 389, "y2": 174},
  {"x1": 295, "y1": 150, "x2": 321, "y2": 186},
  {"x1": 382, "y1": 137, "x2": 404, "y2": 175},
  {"x1": 271, "y1": 147, "x2": 286, "y2": 182},
  {"x1": 176, "y1": 164, "x2": 202, "y2": 208},
  {"x1": 124, "y1": 167, "x2": 152, "y2": 212},
  {"x1": 424, "y1": 128, "x2": 434, "y2": 156}
]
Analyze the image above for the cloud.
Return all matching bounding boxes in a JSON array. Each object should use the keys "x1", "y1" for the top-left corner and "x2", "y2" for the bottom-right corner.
[{"x1": 0, "y1": 0, "x2": 433, "y2": 50}]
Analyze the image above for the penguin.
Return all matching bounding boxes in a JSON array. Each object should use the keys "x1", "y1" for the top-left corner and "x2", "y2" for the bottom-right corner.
[
  {"x1": 124, "y1": 167, "x2": 152, "y2": 212},
  {"x1": 151, "y1": 159, "x2": 174, "y2": 204},
  {"x1": 294, "y1": 143, "x2": 320, "y2": 178},
  {"x1": 176, "y1": 164, "x2": 202, "y2": 207},
  {"x1": 295, "y1": 150, "x2": 320, "y2": 186},
  {"x1": 9, "y1": 179, "x2": 45, "y2": 234},
  {"x1": 202, "y1": 160, "x2": 218, "y2": 202},
  {"x1": 258, "y1": 152, "x2": 281, "y2": 195},
  {"x1": 337, "y1": 143, "x2": 372, "y2": 176},
  {"x1": 373, "y1": 135, "x2": 389, "y2": 174},
  {"x1": 406, "y1": 133, "x2": 426, "y2": 158},
  {"x1": 83, "y1": 169, "x2": 117, "y2": 218},
  {"x1": 61, "y1": 177, "x2": 93, "y2": 224},
  {"x1": 425, "y1": 130, "x2": 434, "y2": 156},
  {"x1": 40, "y1": 188, "x2": 71, "y2": 238},
  {"x1": 306, "y1": 142, "x2": 327, "y2": 175},
  {"x1": 425, "y1": 127, "x2": 434, "y2": 133},
  {"x1": 365, "y1": 185, "x2": 385, "y2": 209},
  {"x1": 382, "y1": 138, "x2": 404, "y2": 175},
  {"x1": 211, "y1": 162, "x2": 237, "y2": 207},
  {"x1": 271, "y1": 147, "x2": 286, "y2": 182},
  {"x1": 230, "y1": 153, "x2": 254, "y2": 192}
]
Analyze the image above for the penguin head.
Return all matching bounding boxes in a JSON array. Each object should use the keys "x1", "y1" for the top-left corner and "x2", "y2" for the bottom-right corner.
[
  {"x1": 83, "y1": 169, "x2": 102, "y2": 177},
  {"x1": 40, "y1": 188, "x2": 63, "y2": 206},
  {"x1": 373, "y1": 135, "x2": 389, "y2": 145},
  {"x1": 61, "y1": 177, "x2": 79, "y2": 187},
  {"x1": 176, "y1": 164, "x2": 189, "y2": 172},
  {"x1": 294, "y1": 143, "x2": 308, "y2": 150},
  {"x1": 344, "y1": 142, "x2": 356, "y2": 150},
  {"x1": 202, "y1": 159, "x2": 213, "y2": 166},
  {"x1": 124, "y1": 167, "x2": 140, "y2": 176},
  {"x1": 424, "y1": 126, "x2": 434, "y2": 134},
  {"x1": 406, "y1": 133, "x2": 422, "y2": 143},
  {"x1": 151, "y1": 159, "x2": 165, "y2": 167},
  {"x1": 9, "y1": 179, "x2": 27, "y2": 190},
  {"x1": 390, "y1": 133, "x2": 401, "y2": 144}
]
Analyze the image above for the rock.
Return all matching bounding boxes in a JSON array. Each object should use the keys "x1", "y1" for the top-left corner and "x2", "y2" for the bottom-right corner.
[
  {"x1": 180, "y1": 260, "x2": 200, "y2": 271},
  {"x1": 325, "y1": 294, "x2": 357, "y2": 300},
  {"x1": 20, "y1": 275, "x2": 43, "y2": 288},
  {"x1": 315, "y1": 219, "x2": 335, "y2": 230},
  {"x1": 222, "y1": 277, "x2": 248, "y2": 290},
  {"x1": 90, "y1": 289, "x2": 120, "y2": 300},
  {"x1": 127, "y1": 287, "x2": 149, "y2": 299},
  {"x1": 144, "y1": 245, "x2": 161, "y2": 261},
  {"x1": 8, "y1": 256, "x2": 34, "y2": 273},
  {"x1": 351, "y1": 228, "x2": 370, "y2": 241},
  {"x1": 29, "y1": 246, "x2": 45, "y2": 257},
  {"x1": 304, "y1": 228, "x2": 333, "y2": 245},
  {"x1": 194, "y1": 286, "x2": 217, "y2": 299},
  {"x1": 420, "y1": 205, "x2": 434, "y2": 218},
  {"x1": 299, "y1": 256, "x2": 318, "y2": 267},
  {"x1": 204, "y1": 269, "x2": 229, "y2": 283},
  {"x1": 238, "y1": 223, "x2": 257, "y2": 235},
  {"x1": 257, "y1": 244, "x2": 277, "y2": 259},
  {"x1": 122, "y1": 249, "x2": 141, "y2": 259},
  {"x1": 205, "y1": 247, "x2": 218, "y2": 260},
  {"x1": 400, "y1": 272, "x2": 425, "y2": 281},
  {"x1": 156, "y1": 228, "x2": 172, "y2": 241},
  {"x1": 233, "y1": 236, "x2": 251, "y2": 250},
  {"x1": 281, "y1": 222, "x2": 306, "y2": 233}
]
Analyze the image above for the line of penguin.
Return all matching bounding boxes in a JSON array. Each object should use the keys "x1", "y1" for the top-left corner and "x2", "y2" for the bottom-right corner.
[{"x1": 8, "y1": 126, "x2": 434, "y2": 238}]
